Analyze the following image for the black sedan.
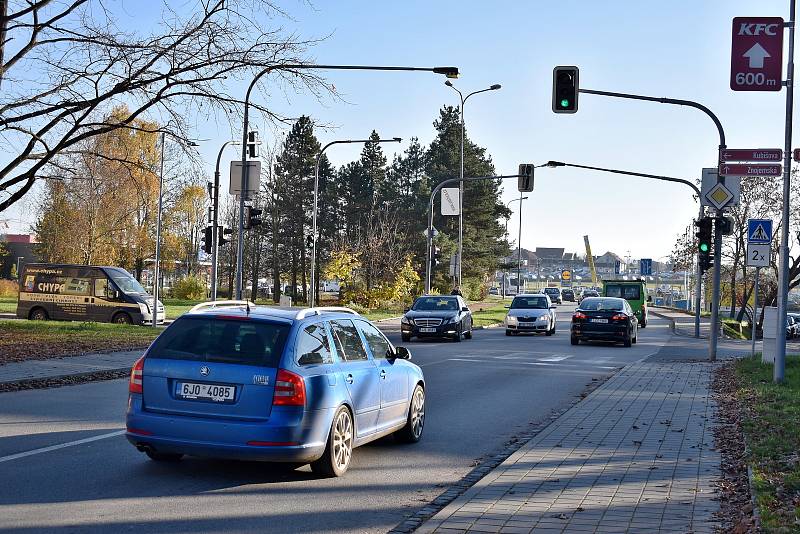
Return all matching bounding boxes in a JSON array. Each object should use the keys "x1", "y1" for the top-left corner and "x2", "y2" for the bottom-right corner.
[
  {"x1": 401, "y1": 295, "x2": 473, "y2": 342},
  {"x1": 570, "y1": 297, "x2": 638, "y2": 347}
]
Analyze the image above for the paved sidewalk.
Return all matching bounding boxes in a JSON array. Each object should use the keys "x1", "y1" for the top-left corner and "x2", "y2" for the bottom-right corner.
[
  {"x1": 649, "y1": 307, "x2": 712, "y2": 338},
  {"x1": 418, "y1": 357, "x2": 723, "y2": 533},
  {"x1": 0, "y1": 350, "x2": 142, "y2": 384}
]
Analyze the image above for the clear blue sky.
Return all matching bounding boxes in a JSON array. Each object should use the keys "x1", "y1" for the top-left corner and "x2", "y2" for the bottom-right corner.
[{"x1": 6, "y1": 0, "x2": 796, "y2": 261}]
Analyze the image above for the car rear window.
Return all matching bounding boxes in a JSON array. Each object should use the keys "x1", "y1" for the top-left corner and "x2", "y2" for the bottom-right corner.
[
  {"x1": 580, "y1": 298, "x2": 624, "y2": 311},
  {"x1": 147, "y1": 317, "x2": 289, "y2": 367},
  {"x1": 605, "y1": 284, "x2": 642, "y2": 300}
]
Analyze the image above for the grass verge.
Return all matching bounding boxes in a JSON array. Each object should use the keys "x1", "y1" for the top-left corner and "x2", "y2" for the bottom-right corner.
[
  {"x1": 735, "y1": 355, "x2": 800, "y2": 530},
  {"x1": 0, "y1": 319, "x2": 159, "y2": 365},
  {"x1": 471, "y1": 302, "x2": 509, "y2": 328},
  {"x1": 0, "y1": 296, "x2": 16, "y2": 314}
]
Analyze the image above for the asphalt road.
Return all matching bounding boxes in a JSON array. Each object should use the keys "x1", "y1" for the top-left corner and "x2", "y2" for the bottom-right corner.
[{"x1": 0, "y1": 304, "x2": 674, "y2": 533}]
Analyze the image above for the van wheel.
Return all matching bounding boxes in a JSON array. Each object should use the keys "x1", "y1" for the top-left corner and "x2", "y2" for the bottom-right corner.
[
  {"x1": 29, "y1": 308, "x2": 48, "y2": 321},
  {"x1": 112, "y1": 312, "x2": 133, "y2": 325},
  {"x1": 311, "y1": 406, "x2": 353, "y2": 477}
]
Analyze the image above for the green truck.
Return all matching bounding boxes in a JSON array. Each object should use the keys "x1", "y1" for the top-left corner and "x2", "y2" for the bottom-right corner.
[{"x1": 602, "y1": 279, "x2": 648, "y2": 328}]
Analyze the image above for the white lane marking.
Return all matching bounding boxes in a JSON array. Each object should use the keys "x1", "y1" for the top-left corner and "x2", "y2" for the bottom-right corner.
[
  {"x1": 0, "y1": 429, "x2": 125, "y2": 464},
  {"x1": 537, "y1": 355, "x2": 572, "y2": 362}
]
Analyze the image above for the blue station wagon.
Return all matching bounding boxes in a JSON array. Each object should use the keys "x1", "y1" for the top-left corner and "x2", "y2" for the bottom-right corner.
[{"x1": 125, "y1": 303, "x2": 425, "y2": 477}]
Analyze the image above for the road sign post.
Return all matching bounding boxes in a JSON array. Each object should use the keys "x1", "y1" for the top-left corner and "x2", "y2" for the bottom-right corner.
[
  {"x1": 776, "y1": 0, "x2": 796, "y2": 383},
  {"x1": 753, "y1": 267, "x2": 760, "y2": 357},
  {"x1": 730, "y1": 17, "x2": 784, "y2": 91}
]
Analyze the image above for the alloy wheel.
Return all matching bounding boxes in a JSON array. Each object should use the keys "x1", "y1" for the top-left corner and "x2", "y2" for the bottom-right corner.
[
  {"x1": 410, "y1": 388, "x2": 425, "y2": 439},
  {"x1": 332, "y1": 410, "x2": 353, "y2": 471}
]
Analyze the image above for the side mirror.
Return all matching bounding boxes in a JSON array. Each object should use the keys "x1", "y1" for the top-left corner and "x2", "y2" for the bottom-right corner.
[
  {"x1": 461, "y1": 306, "x2": 469, "y2": 312},
  {"x1": 395, "y1": 346, "x2": 412, "y2": 360},
  {"x1": 298, "y1": 352, "x2": 324, "y2": 366}
]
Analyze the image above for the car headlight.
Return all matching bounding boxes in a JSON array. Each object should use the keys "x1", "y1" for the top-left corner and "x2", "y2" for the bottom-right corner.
[
  {"x1": 138, "y1": 302, "x2": 149, "y2": 314},
  {"x1": 401, "y1": 316, "x2": 411, "y2": 325},
  {"x1": 442, "y1": 315, "x2": 458, "y2": 324},
  {"x1": 506, "y1": 315, "x2": 518, "y2": 325},
  {"x1": 539, "y1": 314, "x2": 550, "y2": 321}
]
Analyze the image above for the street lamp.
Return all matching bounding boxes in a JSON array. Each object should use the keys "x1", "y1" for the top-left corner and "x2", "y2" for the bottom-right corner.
[
  {"x1": 504, "y1": 196, "x2": 527, "y2": 298},
  {"x1": 444, "y1": 80, "x2": 501, "y2": 288},
  {"x1": 211, "y1": 140, "x2": 241, "y2": 300},
  {"x1": 309, "y1": 136, "x2": 402, "y2": 307},
  {"x1": 234, "y1": 63, "x2": 459, "y2": 300},
  {"x1": 153, "y1": 133, "x2": 200, "y2": 327}
]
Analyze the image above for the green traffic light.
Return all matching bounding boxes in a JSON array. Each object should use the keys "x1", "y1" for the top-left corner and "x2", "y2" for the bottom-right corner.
[
  {"x1": 699, "y1": 243, "x2": 709, "y2": 253},
  {"x1": 560, "y1": 99, "x2": 570, "y2": 108}
]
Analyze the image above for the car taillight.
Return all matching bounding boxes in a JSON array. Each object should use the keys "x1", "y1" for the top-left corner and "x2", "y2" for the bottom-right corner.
[
  {"x1": 129, "y1": 356, "x2": 144, "y2": 394},
  {"x1": 273, "y1": 369, "x2": 306, "y2": 406},
  {"x1": 611, "y1": 314, "x2": 628, "y2": 321},
  {"x1": 573, "y1": 312, "x2": 587, "y2": 320}
]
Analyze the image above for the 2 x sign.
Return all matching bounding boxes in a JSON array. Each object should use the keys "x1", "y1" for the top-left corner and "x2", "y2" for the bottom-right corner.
[{"x1": 730, "y1": 17, "x2": 784, "y2": 92}]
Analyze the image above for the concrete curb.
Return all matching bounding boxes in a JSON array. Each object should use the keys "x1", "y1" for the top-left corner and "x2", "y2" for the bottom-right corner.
[{"x1": 648, "y1": 309, "x2": 677, "y2": 333}]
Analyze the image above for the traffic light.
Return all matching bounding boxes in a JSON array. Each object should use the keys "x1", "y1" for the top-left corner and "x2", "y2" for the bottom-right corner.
[
  {"x1": 244, "y1": 206, "x2": 263, "y2": 230},
  {"x1": 247, "y1": 130, "x2": 259, "y2": 158},
  {"x1": 717, "y1": 215, "x2": 734, "y2": 236},
  {"x1": 695, "y1": 216, "x2": 714, "y2": 273},
  {"x1": 518, "y1": 164, "x2": 534, "y2": 192},
  {"x1": 552, "y1": 66, "x2": 579, "y2": 114},
  {"x1": 202, "y1": 226, "x2": 213, "y2": 254},
  {"x1": 431, "y1": 246, "x2": 441, "y2": 268},
  {"x1": 218, "y1": 226, "x2": 233, "y2": 246}
]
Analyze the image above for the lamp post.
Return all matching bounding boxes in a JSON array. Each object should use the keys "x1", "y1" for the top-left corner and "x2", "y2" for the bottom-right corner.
[
  {"x1": 211, "y1": 140, "x2": 241, "y2": 301},
  {"x1": 444, "y1": 81, "x2": 501, "y2": 288},
  {"x1": 505, "y1": 196, "x2": 527, "y2": 297},
  {"x1": 152, "y1": 133, "x2": 199, "y2": 327},
  {"x1": 309, "y1": 136, "x2": 401, "y2": 307},
  {"x1": 235, "y1": 64, "x2": 459, "y2": 300}
]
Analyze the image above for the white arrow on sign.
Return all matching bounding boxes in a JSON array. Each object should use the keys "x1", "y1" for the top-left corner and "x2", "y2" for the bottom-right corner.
[{"x1": 744, "y1": 42, "x2": 770, "y2": 68}]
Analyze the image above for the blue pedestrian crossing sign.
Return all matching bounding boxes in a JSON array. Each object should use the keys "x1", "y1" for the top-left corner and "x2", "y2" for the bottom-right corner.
[{"x1": 747, "y1": 219, "x2": 773, "y2": 244}]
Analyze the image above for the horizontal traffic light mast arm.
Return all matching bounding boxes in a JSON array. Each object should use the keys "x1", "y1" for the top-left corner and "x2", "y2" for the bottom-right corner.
[
  {"x1": 578, "y1": 88, "x2": 726, "y2": 148},
  {"x1": 546, "y1": 161, "x2": 701, "y2": 198}
]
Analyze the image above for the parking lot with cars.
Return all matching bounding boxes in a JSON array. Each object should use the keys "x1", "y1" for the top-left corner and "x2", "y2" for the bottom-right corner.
[{"x1": 0, "y1": 302, "x2": 674, "y2": 533}]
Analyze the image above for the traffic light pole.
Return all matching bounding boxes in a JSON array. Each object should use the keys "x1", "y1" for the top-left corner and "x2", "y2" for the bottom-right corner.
[
  {"x1": 425, "y1": 174, "x2": 525, "y2": 294},
  {"x1": 212, "y1": 140, "x2": 239, "y2": 301},
  {"x1": 578, "y1": 88, "x2": 726, "y2": 359}
]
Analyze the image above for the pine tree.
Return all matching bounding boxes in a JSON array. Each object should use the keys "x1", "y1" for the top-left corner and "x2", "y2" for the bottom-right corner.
[{"x1": 426, "y1": 106, "x2": 509, "y2": 289}]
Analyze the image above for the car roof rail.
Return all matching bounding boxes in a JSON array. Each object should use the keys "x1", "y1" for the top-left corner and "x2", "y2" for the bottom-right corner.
[
  {"x1": 189, "y1": 300, "x2": 256, "y2": 313},
  {"x1": 295, "y1": 306, "x2": 359, "y2": 320}
]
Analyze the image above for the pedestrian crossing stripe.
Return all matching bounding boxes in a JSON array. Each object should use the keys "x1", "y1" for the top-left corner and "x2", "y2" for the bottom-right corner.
[{"x1": 750, "y1": 224, "x2": 769, "y2": 242}]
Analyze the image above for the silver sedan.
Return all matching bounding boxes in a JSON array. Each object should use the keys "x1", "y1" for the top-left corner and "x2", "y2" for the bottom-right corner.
[{"x1": 505, "y1": 294, "x2": 557, "y2": 336}]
